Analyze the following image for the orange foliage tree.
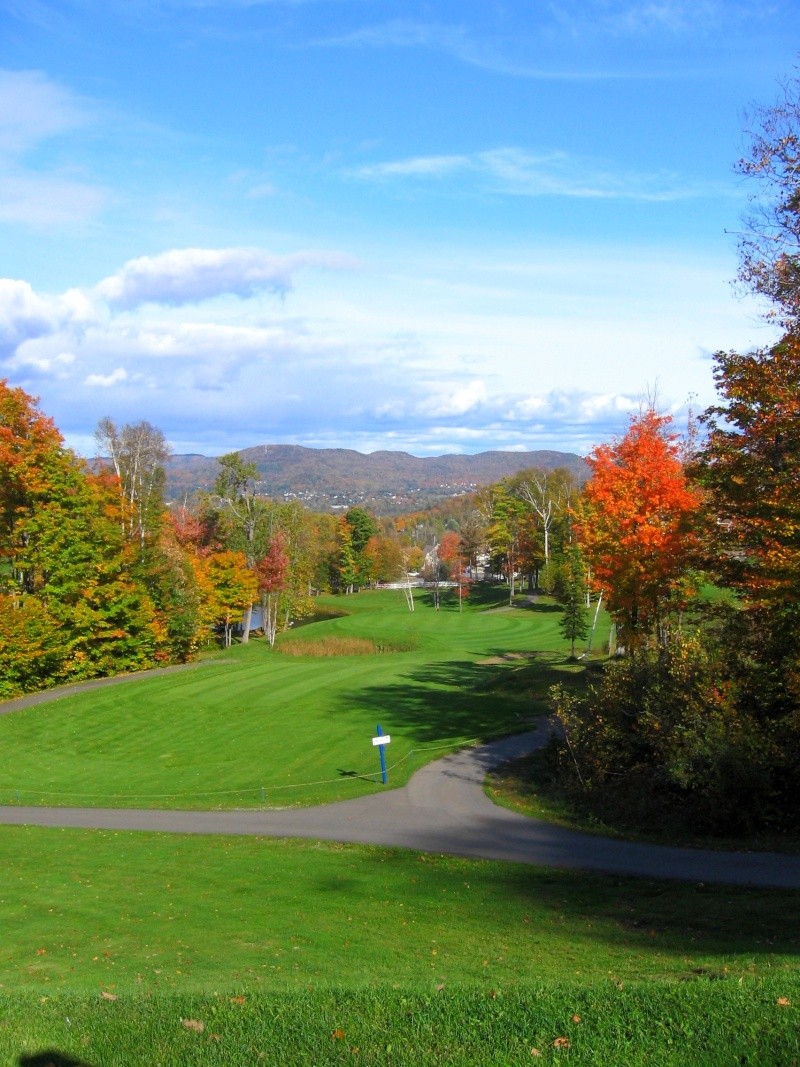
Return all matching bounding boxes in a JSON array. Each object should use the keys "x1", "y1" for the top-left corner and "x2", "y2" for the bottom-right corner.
[{"x1": 575, "y1": 408, "x2": 702, "y2": 651}]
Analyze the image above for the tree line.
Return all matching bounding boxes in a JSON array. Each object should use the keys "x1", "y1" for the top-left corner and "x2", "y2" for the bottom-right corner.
[
  {"x1": 546, "y1": 72, "x2": 800, "y2": 835},
  {"x1": 0, "y1": 376, "x2": 585, "y2": 701}
]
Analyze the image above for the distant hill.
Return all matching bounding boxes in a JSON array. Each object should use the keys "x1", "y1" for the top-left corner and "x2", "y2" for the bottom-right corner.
[{"x1": 164, "y1": 444, "x2": 588, "y2": 514}]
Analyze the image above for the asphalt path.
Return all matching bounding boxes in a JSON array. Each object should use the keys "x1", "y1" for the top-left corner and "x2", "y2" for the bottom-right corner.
[{"x1": 1, "y1": 717, "x2": 799, "y2": 888}]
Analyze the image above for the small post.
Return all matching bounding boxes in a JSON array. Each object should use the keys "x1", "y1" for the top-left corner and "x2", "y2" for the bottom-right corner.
[{"x1": 372, "y1": 723, "x2": 391, "y2": 785}]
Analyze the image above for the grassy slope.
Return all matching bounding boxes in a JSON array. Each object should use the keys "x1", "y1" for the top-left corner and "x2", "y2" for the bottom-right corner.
[
  {"x1": 5, "y1": 589, "x2": 799, "y2": 1064},
  {"x1": 3, "y1": 825, "x2": 799, "y2": 1065}
]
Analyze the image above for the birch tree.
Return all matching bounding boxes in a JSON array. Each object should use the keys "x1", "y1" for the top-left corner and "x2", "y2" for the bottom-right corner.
[{"x1": 95, "y1": 418, "x2": 170, "y2": 550}]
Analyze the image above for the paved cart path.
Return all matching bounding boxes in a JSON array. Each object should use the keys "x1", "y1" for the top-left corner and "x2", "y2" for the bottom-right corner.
[{"x1": 2, "y1": 724, "x2": 799, "y2": 888}]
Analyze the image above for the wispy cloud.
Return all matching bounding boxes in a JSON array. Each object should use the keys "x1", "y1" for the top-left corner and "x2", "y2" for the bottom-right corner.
[
  {"x1": 311, "y1": 3, "x2": 770, "y2": 80},
  {"x1": 352, "y1": 147, "x2": 726, "y2": 202},
  {"x1": 0, "y1": 68, "x2": 107, "y2": 228},
  {"x1": 0, "y1": 68, "x2": 92, "y2": 154}
]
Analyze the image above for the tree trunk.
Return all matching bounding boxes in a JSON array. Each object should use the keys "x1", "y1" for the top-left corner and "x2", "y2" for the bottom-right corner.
[{"x1": 241, "y1": 602, "x2": 253, "y2": 644}]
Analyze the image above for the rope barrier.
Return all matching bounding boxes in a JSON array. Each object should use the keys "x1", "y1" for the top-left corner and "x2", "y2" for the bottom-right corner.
[{"x1": 0, "y1": 737, "x2": 481, "y2": 804}]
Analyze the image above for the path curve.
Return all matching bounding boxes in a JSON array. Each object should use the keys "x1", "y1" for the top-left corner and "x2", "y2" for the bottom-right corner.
[{"x1": 2, "y1": 725, "x2": 799, "y2": 888}]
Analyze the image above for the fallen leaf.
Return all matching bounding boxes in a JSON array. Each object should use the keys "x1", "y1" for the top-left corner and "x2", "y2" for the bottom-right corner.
[
  {"x1": 553, "y1": 1037, "x2": 570, "y2": 1049},
  {"x1": 36, "y1": 948, "x2": 47, "y2": 956},
  {"x1": 332, "y1": 1029, "x2": 346, "y2": 1041},
  {"x1": 777, "y1": 997, "x2": 792, "y2": 1006},
  {"x1": 571, "y1": 1014, "x2": 581, "y2": 1024},
  {"x1": 230, "y1": 995, "x2": 245, "y2": 1005},
  {"x1": 435, "y1": 983, "x2": 445, "y2": 992},
  {"x1": 182, "y1": 1019, "x2": 205, "y2": 1033},
  {"x1": 100, "y1": 991, "x2": 118, "y2": 1001},
  {"x1": 530, "y1": 1048, "x2": 542, "y2": 1057}
]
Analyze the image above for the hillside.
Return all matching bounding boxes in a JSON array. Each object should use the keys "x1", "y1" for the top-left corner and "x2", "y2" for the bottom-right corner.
[{"x1": 164, "y1": 444, "x2": 588, "y2": 513}]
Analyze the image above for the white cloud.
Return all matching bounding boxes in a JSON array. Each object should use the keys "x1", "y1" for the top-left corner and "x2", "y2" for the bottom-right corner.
[
  {"x1": 0, "y1": 279, "x2": 59, "y2": 353},
  {"x1": 0, "y1": 236, "x2": 763, "y2": 460},
  {"x1": 85, "y1": 367, "x2": 128, "y2": 387},
  {"x1": 417, "y1": 380, "x2": 488, "y2": 417},
  {"x1": 95, "y1": 247, "x2": 358, "y2": 309}
]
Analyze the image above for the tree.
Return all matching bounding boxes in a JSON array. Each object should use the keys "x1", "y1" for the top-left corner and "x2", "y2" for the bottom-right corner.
[
  {"x1": 574, "y1": 407, "x2": 701, "y2": 651},
  {"x1": 699, "y1": 335, "x2": 800, "y2": 606},
  {"x1": 558, "y1": 544, "x2": 589, "y2": 658},
  {"x1": 735, "y1": 73, "x2": 800, "y2": 326},
  {"x1": 213, "y1": 452, "x2": 263, "y2": 641},
  {"x1": 512, "y1": 467, "x2": 576, "y2": 566},
  {"x1": 439, "y1": 530, "x2": 471, "y2": 611},
  {"x1": 197, "y1": 550, "x2": 257, "y2": 648},
  {"x1": 95, "y1": 418, "x2": 170, "y2": 551},
  {"x1": 363, "y1": 533, "x2": 405, "y2": 585},
  {"x1": 1, "y1": 382, "x2": 164, "y2": 691},
  {"x1": 255, "y1": 532, "x2": 289, "y2": 647},
  {"x1": 486, "y1": 487, "x2": 528, "y2": 605}
]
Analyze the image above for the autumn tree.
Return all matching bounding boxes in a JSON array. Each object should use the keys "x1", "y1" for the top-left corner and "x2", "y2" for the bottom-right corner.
[
  {"x1": 363, "y1": 533, "x2": 405, "y2": 585},
  {"x1": 575, "y1": 407, "x2": 701, "y2": 651},
  {"x1": 486, "y1": 486, "x2": 528, "y2": 605},
  {"x1": 699, "y1": 336, "x2": 800, "y2": 604},
  {"x1": 0, "y1": 383, "x2": 166, "y2": 691},
  {"x1": 439, "y1": 530, "x2": 472, "y2": 611},
  {"x1": 197, "y1": 550, "x2": 257, "y2": 648},
  {"x1": 255, "y1": 531, "x2": 289, "y2": 647},
  {"x1": 95, "y1": 417, "x2": 170, "y2": 551},
  {"x1": 213, "y1": 452, "x2": 264, "y2": 640}
]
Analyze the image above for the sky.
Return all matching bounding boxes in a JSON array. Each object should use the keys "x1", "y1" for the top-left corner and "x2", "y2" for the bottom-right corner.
[{"x1": 1, "y1": 1, "x2": 798, "y2": 459}]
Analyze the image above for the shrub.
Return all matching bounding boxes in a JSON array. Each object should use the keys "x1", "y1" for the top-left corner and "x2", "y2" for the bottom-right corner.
[{"x1": 549, "y1": 633, "x2": 781, "y2": 834}]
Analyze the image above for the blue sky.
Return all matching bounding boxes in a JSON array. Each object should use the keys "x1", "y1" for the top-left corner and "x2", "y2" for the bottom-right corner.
[{"x1": 1, "y1": 1, "x2": 797, "y2": 458}]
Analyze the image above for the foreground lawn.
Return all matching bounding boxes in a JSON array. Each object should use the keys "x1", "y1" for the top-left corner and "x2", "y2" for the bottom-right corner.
[
  {"x1": 2, "y1": 824, "x2": 798, "y2": 1064},
  {"x1": 5, "y1": 981, "x2": 800, "y2": 1066},
  {"x1": 0, "y1": 589, "x2": 602, "y2": 809},
  {"x1": 3, "y1": 826, "x2": 798, "y2": 994}
]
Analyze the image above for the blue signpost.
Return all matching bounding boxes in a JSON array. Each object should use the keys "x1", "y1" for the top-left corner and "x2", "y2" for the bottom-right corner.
[{"x1": 372, "y1": 723, "x2": 391, "y2": 785}]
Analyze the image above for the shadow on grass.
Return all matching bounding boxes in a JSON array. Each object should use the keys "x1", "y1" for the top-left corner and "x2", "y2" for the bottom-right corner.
[
  {"x1": 336, "y1": 652, "x2": 583, "y2": 743},
  {"x1": 512, "y1": 600, "x2": 563, "y2": 614},
  {"x1": 346, "y1": 847, "x2": 800, "y2": 968},
  {"x1": 19, "y1": 1053, "x2": 94, "y2": 1067}
]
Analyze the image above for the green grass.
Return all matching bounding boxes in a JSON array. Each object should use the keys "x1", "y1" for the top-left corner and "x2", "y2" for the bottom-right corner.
[
  {"x1": 6, "y1": 826, "x2": 798, "y2": 995},
  {"x1": 5, "y1": 981, "x2": 800, "y2": 1066},
  {"x1": 1, "y1": 825, "x2": 798, "y2": 1064},
  {"x1": 4, "y1": 587, "x2": 797, "y2": 1064},
  {"x1": 0, "y1": 588, "x2": 604, "y2": 809}
]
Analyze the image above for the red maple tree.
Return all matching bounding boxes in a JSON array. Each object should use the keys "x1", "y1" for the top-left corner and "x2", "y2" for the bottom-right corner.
[{"x1": 575, "y1": 408, "x2": 701, "y2": 650}]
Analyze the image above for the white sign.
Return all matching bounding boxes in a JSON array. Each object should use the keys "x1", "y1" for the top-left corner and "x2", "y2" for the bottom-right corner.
[{"x1": 372, "y1": 735, "x2": 391, "y2": 746}]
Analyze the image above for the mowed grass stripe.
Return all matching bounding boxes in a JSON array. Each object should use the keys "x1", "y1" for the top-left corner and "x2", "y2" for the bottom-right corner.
[{"x1": 0, "y1": 590, "x2": 591, "y2": 808}]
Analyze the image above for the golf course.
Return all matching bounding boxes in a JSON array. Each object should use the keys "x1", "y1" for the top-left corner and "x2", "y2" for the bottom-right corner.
[{"x1": 2, "y1": 588, "x2": 799, "y2": 1065}]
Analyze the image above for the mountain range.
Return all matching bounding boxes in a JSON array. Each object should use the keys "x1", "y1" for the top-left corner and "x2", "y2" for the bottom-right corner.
[{"x1": 164, "y1": 444, "x2": 588, "y2": 514}]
